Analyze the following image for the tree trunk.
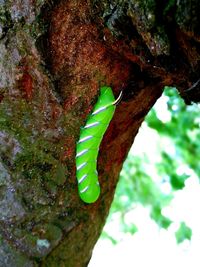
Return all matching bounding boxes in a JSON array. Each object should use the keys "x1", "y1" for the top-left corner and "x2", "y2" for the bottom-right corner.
[{"x1": 0, "y1": 0, "x2": 199, "y2": 266}]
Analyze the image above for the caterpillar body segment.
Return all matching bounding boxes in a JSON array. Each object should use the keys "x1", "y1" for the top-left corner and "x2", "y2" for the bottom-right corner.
[{"x1": 76, "y1": 86, "x2": 119, "y2": 204}]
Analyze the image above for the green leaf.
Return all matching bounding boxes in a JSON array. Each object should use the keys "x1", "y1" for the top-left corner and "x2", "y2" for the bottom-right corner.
[
  {"x1": 175, "y1": 222, "x2": 192, "y2": 244},
  {"x1": 120, "y1": 221, "x2": 138, "y2": 235},
  {"x1": 150, "y1": 206, "x2": 172, "y2": 229},
  {"x1": 101, "y1": 232, "x2": 118, "y2": 245}
]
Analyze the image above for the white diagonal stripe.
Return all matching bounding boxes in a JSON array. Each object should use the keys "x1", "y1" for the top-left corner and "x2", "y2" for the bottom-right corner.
[
  {"x1": 92, "y1": 106, "x2": 107, "y2": 115},
  {"x1": 84, "y1": 122, "x2": 100, "y2": 128},
  {"x1": 78, "y1": 135, "x2": 93, "y2": 143},
  {"x1": 76, "y1": 149, "x2": 88, "y2": 157},
  {"x1": 77, "y1": 162, "x2": 86, "y2": 171},
  {"x1": 78, "y1": 174, "x2": 87, "y2": 184},
  {"x1": 80, "y1": 185, "x2": 89, "y2": 193}
]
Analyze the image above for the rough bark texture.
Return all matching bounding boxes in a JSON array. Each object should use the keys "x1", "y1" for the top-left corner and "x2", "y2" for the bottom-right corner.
[{"x1": 0, "y1": 0, "x2": 199, "y2": 266}]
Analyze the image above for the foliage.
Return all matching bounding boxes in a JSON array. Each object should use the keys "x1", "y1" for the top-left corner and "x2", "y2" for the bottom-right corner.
[
  {"x1": 175, "y1": 222, "x2": 192, "y2": 244},
  {"x1": 102, "y1": 86, "x2": 199, "y2": 244}
]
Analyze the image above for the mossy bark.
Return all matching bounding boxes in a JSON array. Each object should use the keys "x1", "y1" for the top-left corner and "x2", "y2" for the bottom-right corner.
[{"x1": 0, "y1": 0, "x2": 199, "y2": 266}]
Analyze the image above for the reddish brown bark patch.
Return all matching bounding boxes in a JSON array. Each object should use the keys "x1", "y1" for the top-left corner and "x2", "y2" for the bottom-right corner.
[
  {"x1": 0, "y1": 94, "x2": 3, "y2": 103},
  {"x1": 21, "y1": 71, "x2": 33, "y2": 100},
  {"x1": 48, "y1": 0, "x2": 132, "y2": 106},
  {"x1": 17, "y1": 63, "x2": 33, "y2": 100}
]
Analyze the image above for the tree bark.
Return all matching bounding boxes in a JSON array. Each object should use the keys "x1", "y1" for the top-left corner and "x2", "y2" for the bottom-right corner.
[{"x1": 0, "y1": 0, "x2": 199, "y2": 266}]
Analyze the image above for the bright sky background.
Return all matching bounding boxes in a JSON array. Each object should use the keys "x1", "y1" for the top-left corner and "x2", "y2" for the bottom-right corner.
[{"x1": 89, "y1": 94, "x2": 200, "y2": 267}]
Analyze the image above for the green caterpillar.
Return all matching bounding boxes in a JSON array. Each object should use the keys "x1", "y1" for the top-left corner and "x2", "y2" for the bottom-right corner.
[{"x1": 76, "y1": 86, "x2": 122, "y2": 204}]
